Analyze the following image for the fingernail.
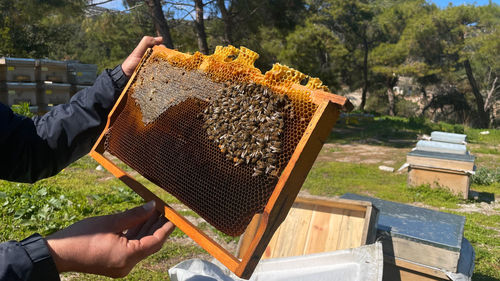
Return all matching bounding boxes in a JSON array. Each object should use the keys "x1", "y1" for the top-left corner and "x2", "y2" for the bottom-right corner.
[{"x1": 143, "y1": 200, "x2": 156, "y2": 212}]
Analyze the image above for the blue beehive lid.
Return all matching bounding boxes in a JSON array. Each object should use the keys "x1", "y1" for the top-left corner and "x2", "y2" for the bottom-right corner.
[{"x1": 340, "y1": 193, "x2": 465, "y2": 252}]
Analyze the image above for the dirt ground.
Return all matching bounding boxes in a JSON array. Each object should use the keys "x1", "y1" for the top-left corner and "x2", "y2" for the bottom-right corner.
[
  {"x1": 316, "y1": 143, "x2": 409, "y2": 167},
  {"x1": 316, "y1": 142, "x2": 500, "y2": 217}
]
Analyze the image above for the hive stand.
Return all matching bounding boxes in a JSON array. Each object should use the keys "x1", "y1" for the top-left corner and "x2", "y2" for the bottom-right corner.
[{"x1": 90, "y1": 46, "x2": 353, "y2": 279}]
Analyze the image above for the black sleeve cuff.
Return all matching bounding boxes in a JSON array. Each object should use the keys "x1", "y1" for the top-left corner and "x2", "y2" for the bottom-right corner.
[
  {"x1": 108, "y1": 64, "x2": 129, "y2": 90},
  {"x1": 21, "y1": 234, "x2": 60, "y2": 281}
]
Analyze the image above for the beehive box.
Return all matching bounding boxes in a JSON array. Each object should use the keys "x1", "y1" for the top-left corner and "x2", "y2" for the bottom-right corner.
[
  {"x1": 0, "y1": 58, "x2": 36, "y2": 82},
  {"x1": 40, "y1": 82, "x2": 71, "y2": 105},
  {"x1": 38, "y1": 59, "x2": 68, "y2": 83},
  {"x1": 68, "y1": 63, "x2": 97, "y2": 85},
  {"x1": 341, "y1": 193, "x2": 466, "y2": 273},
  {"x1": 407, "y1": 150, "x2": 475, "y2": 199},
  {"x1": 90, "y1": 45, "x2": 352, "y2": 278},
  {"x1": 237, "y1": 196, "x2": 379, "y2": 260},
  {"x1": 4, "y1": 82, "x2": 37, "y2": 106}
]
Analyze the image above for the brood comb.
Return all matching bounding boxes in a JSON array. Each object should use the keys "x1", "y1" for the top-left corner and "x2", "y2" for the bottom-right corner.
[{"x1": 90, "y1": 45, "x2": 352, "y2": 279}]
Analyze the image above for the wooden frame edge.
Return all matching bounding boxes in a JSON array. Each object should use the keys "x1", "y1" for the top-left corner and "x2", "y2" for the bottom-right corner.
[
  {"x1": 89, "y1": 46, "x2": 346, "y2": 279},
  {"x1": 236, "y1": 100, "x2": 340, "y2": 278}
]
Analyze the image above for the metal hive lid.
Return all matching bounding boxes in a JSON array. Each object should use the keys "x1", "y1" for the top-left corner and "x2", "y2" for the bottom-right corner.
[{"x1": 341, "y1": 193, "x2": 465, "y2": 252}]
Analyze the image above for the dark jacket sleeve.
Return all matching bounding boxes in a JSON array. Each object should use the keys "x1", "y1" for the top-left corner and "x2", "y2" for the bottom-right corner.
[
  {"x1": 0, "y1": 65, "x2": 128, "y2": 183},
  {"x1": 0, "y1": 234, "x2": 60, "y2": 281},
  {"x1": 0, "y1": 66, "x2": 128, "y2": 280}
]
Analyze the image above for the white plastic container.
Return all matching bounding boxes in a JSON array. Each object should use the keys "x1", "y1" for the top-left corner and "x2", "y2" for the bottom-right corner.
[{"x1": 169, "y1": 242, "x2": 383, "y2": 281}]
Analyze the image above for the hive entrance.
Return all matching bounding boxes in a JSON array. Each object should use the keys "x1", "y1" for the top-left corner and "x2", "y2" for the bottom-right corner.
[{"x1": 104, "y1": 51, "x2": 317, "y2": 236}]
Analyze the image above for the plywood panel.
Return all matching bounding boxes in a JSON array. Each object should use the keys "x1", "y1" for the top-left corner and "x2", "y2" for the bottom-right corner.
[
  {"x1": 407, "y1": 155, "x2": 474, "y2": 171},
  {"x1": 239, "y1": 196, "x2": 378, "y2": 260},
  {"x1": 338, "y1": 209, "x2": 366, "y2": 250},
  {"x1": 383, "y1": 261, "x2": 450, "y2": 281},
  {"x1": 408, "y1": 167, "x2": 470, "y2": 199},
  {"x1": 271, "y1": 202, "x2": 313, "y2": 258},
  {"x1": 383, "y1": 236, "x2": 460, "y2": 273},
  {"x1": 304, "y1": 204, "x2": 340, "y2": 254},
  {"x1": 304, "y1": 206, "x2": 344, "y2": 254}
]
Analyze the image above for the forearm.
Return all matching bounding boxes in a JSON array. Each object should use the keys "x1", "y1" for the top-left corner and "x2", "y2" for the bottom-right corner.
[{"x1": 0, "y1": 66, "x2": 127, "y2": 183}]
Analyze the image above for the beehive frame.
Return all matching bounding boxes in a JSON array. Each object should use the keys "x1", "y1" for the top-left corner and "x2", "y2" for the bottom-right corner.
[{"x1": 90, "y1": 46, "x2": 352, "y2": 279}]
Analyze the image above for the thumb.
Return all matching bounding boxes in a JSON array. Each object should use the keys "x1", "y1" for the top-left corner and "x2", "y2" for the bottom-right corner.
[
  {"x1": 110, "y1": 201, "x2": 156, "y2": 232},
  {"x1": 130, "y1": 36, "x2": 163, "y2": 58}
]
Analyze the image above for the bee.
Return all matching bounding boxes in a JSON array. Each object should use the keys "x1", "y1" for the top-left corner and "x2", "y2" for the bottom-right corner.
[
  {"x1": 252, "y1": 170, "x2": 263, "y2": 177},
  {"x1": 234, "y1": 158, "x2": 244, "y2": 166}
]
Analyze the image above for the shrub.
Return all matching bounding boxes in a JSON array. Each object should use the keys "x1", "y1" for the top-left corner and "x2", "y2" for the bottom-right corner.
[
  {"x1": 395, "y1": 99, "x2": 420, "y2": 118},
  {"x1": 472, "y1": 167, "x2": 500, "y2": 185},
  {"x1": 11, "y1": 102, "x2": 34, "y2": 118}
]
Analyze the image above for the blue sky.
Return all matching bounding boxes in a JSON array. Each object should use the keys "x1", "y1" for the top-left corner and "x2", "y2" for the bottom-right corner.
[
  {"x1": 98, "y1": 0, "x2": 499, "y2": 11},
  {"x1": 431, "y1": 0, "x2": 499, "y2": 6}
]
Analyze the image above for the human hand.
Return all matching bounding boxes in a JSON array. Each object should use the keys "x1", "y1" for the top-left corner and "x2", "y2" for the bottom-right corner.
[
  {"x1": 122, "y1": 36, "x2": 164, "y2": 77},
  {"x1": 46, "y1": 201, "x2": 175, "y2": 278}
]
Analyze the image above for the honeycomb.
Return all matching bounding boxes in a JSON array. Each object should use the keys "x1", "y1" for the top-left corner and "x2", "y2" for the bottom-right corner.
[
  {"x1": 202, "y1": 83, "x2": 294, "y2": 177},
  {"x1": 104, "y1": 46, "x2": 325, "y2": 236}
]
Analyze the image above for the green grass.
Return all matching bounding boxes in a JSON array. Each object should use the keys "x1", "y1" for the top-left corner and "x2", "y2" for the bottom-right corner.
[{"x1": 0, "y1": 116, "x2": 498, "y2": 280}]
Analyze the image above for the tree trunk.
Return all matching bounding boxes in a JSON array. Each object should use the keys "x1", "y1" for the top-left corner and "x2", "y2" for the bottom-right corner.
[
  {"x1": 216, "y1": 0, "x2": 233, "y2": 45},
  {"x1": 464, "y1": 59, "x2": 489, "y2": 128},
  {"x1": 359, "y1": 40, "x2": 369, "y2": 111},
  {"x1": 145, "y1": 0, "x2": 174, "y2": 49},
  {"x1": 419, "y1": 86, "x2": 429, "y2": 117},
  {"x1": 387, "y1": 76, "x2": 398, "y2": 116},
  {"x1": 193, "y1": 0, "x2": 209, "y2": 54}
]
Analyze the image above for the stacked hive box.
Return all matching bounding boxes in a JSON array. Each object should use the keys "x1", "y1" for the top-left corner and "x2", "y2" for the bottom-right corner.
[
  {"x1": 68, "y1": 62, "x2": 96, "y2": 96},
  {"x1": 0, "y1": 58, "x2": 97, "y2": 113},
  {"x1": 407, "y1": 131, "x2": 475, "y2": 199},
  {"x1": 39, "y1": 59, "x2": 71, "y2": 112},
  {"x1": 341, "y1": 193, "x2": 474, "y2": 281},
  {"x1": 0, "y1": 58, "x2": 38, "y2": 109}
]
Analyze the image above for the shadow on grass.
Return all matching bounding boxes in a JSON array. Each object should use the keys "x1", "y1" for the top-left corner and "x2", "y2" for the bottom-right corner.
[
  {"x1": 472, "y1": 273, "x2": 500, "y2": 281},
  {"x1": 469, "y1": 190, "x2": 496, "y2": 203}
]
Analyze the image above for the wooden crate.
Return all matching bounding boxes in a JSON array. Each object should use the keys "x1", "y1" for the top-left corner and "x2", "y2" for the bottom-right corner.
[
  {"x1": 38, "y1": 59, "x2": 68, "y2": 83},
  {"x1": 5, "y1": 82, "x2": 38, "y2": 106},
  {"x1": 406, "y1": 152, "x2": 474, "y2": 171},
  {"x1": 237, "y1": 196, "x2": 379, "y2": 259},
  {"x1": 40, "y1": 82, "x2": 71, "y2": 106},
  {"x1": 407, "y1": 151, "x2": 474, "y2": 199},
  {"x1": 0, "y1": 57, "x2": 36, "y2": 82},
  {"x1": 341, "y1": 193, "x2": 466, "y2": 273},
  {"x1": 383, "y1": 256, "x2": 451, "y2": 281},
  {"x1": 90, "y1": 46, "x2": 353, "y2": 279},
  {"x1": 67, "y1": 63, "x2": 97, "y2": 85},
  {"x1": 408, "y1": 165, "x2": 470, "y2": 199}
]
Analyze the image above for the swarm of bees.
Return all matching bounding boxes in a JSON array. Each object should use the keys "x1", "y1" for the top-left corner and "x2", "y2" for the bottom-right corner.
[{"x1": 201, "y1": 83, "x2": 294, "y2": 177}]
